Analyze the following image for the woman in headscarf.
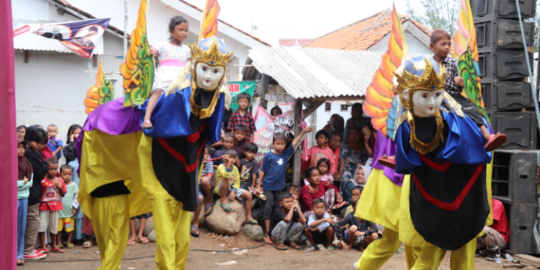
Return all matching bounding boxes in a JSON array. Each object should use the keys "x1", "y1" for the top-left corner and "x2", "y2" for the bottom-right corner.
[
  {"x1": 352, "y1": 165, "x2": 372, "y2": 188},
  {"x1": 337, "y1": 127, "x2": 372, "y2": 203}
]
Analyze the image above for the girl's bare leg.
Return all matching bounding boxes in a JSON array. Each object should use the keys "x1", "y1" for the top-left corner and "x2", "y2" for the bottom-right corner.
[{"x1": 142, "y1": 89, "x2": 164, "y2": 128}]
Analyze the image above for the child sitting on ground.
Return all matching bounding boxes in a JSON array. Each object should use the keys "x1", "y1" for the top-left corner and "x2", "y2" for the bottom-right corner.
[
  {"x1": 232, "y1": 124, "x2": 248, "y2": 162},
  {"x1": 268, "y1": 192, "x2": 307, "y2": 250},
  {"x1": 334, "y1": 200, "x2": 380, "y2": 251},
  {"x1": 39, "y1": 158, "x2": 66, "y2": 253},
  {"x1": 57, "y1": 165, "x2": 79, "y2": 249},
  {"x1": 240, "y1": 143, "x2": 259, "y2": 190},
  {"x1": 303, "y1": 158, "x2": 334, "y2": 187},
  {"x1": 46, "y1": 124, "x2": 63, "y2": 160},
  {"x1": 191, "y1": 146, "x2": 214, "y2": 237},
  {"x1": 301, "y1": 168, "x2": 342, "y2": 218},
  {"x1": 257, "y1": 128, "x2": 313, "y2": 243},
  {"x1": 305, "y1": 198, "x2": 335, "y2": 251},
  {"x1": 227, "y1": 93, "x2": 256, "y2": 143},
  {"x1": 307, "y1": 130, "x2": 336, "y2": 174},
  {"x1": 213, "y1": 133, "x2": 235, "y2": 169},
  {"x1": 342, "y1": 186, "x2": 362, "y2": 217},
  {"x1": 215, "y1": 150, "x2": 257, "y2": 224}
]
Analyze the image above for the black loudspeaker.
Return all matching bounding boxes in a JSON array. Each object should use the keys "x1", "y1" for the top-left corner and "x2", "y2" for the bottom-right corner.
[
  {"x1": 478, "y1": 50, "x2": 533, "y2": 80},
  {"x1": 476, "y1": 19, "x2": 535, "y2": 51},
  {"x1": 499, "y1": 200, "x2": 538, "y2": 254},
  {"x1": 492, "y1": 150, "x2": 538, "y2": 203},
  {"x1": 490, "y1": 111, "x2": 537, "y2": 150},
  {"x1": 481, "y1": 80, "x2": 534, "y2": 112},
  {"x1": 471, "y1": 0, "x2": 537, "y2": 20}
]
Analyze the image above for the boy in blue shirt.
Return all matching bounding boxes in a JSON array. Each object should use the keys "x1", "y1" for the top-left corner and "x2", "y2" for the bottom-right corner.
[{"x1": 256, "y1": 126, "x2": 313, "y2": 244}]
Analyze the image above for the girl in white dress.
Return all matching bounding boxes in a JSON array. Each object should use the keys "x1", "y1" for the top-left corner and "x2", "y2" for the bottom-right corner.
[{"x1": 142, "y1": 16, "x2": 191, "y2": 129}]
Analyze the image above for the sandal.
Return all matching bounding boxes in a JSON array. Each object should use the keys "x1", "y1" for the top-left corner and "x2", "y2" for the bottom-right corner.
[
  {"x1": 264, "y1": 235, "x2": 273, "y2": 245},
  {"x1": 83, "y1": 241, "x2": 92, "y2": 248},
  {"x1": 41, "y1": 248, "x2": 50, "y2": 254},
  {"x1": 127, "y1": 239, "x2": 136, "y2": 246},
  {"x1": 51, "y1": 247, "x2": 64, "y2": 253},
  {"x1": 66, "y1": 243, "x2": 74, "y2": 249},
  {"x1": 137, "y1": 236, "x2": 150, "y2": 244},
  {"x1": 58, "y1": 243, "x2": 64, "y2": 248},
  {"x1": 485, "y1": 133, "x2": 507, "y2": 152},
  {"x1": 305, "y1": 244, "x2": 316, "y2": 252},
  {"x1": 141, "y1": 120, "x2": 153, "y2": 130},
  {"x1": 204, "y1": 204, "x2": 214, "y2": 217},
  {"x1": 219, "y1": 203, "x2": 232, "y2": 212},
  {"x1": 246, "y1": 219, "x2": 258, "y2": 225},
  {"x1": 327, "y1": 246, "x2": 336, "y2": 251},
  {"x1": 17, "y1": 259, "x2": 24, "y2": 266},
  {"x1": 190, "y1": 225, "x2": 200, "y2": 237},
  {"x1": 273, "y1": 242, "x2": 288, "y2": 250},
  {"x1": 289, "y1": 242, "x2": 301, "y2": 250}
]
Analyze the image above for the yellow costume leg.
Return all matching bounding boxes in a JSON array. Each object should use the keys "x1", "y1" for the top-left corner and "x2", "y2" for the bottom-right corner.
[
  {"x1": 151, "y1": 199, "x2": 191, "y2": 270},
  {"x1": 357, "y1": 228, "x2": 401, "y2": 270},
  {"x1": 92, "y1": 195, "x2": 129, "y2": 270},
  {"x1": 406, "y1": 245, "x2": 446, "y2": 270},
  {"x1": 450, "y1": 239, "x2": 476, "y2": 270}
]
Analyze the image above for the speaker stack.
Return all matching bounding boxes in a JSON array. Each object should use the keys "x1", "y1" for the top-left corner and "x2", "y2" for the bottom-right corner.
[{"x1": 470, "y1": 0, "x2": 539, "y2": 254}]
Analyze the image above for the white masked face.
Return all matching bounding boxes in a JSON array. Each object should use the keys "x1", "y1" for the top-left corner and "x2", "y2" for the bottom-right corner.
[
  {"x1": 195, "y1": 62, "x2": 225, "y2": 91},
  {"x1": 411, "y1": 90, "x2": 445, "y2": 117}
]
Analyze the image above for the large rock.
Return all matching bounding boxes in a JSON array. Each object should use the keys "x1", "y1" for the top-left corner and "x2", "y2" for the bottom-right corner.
[
  {"x1": 243, "y1": 224, "x2": 264, "y2": 241},
  {"x1": 148, "y1": 230, "x2": 156, "y2": 242},
  {"x1": 206, "y1": 200, "x2": 246, "y2": 235},
  {"x1": 143, "y1": 217, "x2": 154, "y2": 236}
]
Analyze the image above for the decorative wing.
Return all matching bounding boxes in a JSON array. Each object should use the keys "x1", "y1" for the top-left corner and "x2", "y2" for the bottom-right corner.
[
  {"x1": 453, "y1": 0, "x2": 488, "y2": 120},
  {"x1": 120, "y1": 0, "x2": 154, "y2": 107},
  {"x1": 363, "y1": 5, "x2": 408, "y2": 137},
  {"x1": 199, "y1": 0, "x2": 221, "y2": 41},
  {"x1": 84, "y1": 61, "x2": 114, "y2": 115}
]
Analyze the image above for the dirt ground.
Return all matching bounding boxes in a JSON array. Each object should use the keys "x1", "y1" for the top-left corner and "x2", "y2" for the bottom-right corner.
[{"x1": 22, "y1": 228, "x2": 535, "y2": 270}]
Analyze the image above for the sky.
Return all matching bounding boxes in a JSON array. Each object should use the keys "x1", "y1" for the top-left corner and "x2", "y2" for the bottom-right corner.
[{"x1": 185, "y1": 0, "x2": 409, "y2": 46}]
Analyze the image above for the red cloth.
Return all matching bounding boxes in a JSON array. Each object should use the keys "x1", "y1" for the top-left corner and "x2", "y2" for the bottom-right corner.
[
  {"x1": 41, "y1": 146, "x2": 54, "y2": 160},
  {"x1": 1, "y1": 1, "x2": 18, "y2": 267},
  {"x1": 491, "y1": 199, "x2": 509, "y2": 243},
  {"x1": 82, "y1": 215, "x2": 94, "y2": 236},
  {"x1": 300, "y1": 181, "x2": 339, "y2": 211},
  {"x1": 39, "y1": 177, "x2": 67, "y2": 211},
  {"x1": 307, "y1": 145, "x2": 336, "y2": 174}
]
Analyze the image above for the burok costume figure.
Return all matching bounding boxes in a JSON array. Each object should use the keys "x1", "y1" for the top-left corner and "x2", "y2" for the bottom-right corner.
[{"x1": 383, "y1": 56, "x2": 492, "y2": 269}]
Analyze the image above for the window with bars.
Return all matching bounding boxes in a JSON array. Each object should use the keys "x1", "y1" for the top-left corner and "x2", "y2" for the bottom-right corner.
[{"x1": 325, "y1": 102, "x2": 331, "y2": 112}]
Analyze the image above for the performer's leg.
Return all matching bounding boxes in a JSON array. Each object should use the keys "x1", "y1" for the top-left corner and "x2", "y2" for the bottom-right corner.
[
  {"x1": 407, "y1": 245, "x2": 446, "y2": 270},
  {"x1": 151, "y1": 199, "x2": 191, "y2": 270},
  {"x1": 450, "y1": 238, "x2": 476, "y2": 270},
  {"x1": 92, "y1": 195, "x2": 129, "y2": 270},
  {"x1": 356, "y1": 228, "x2": 400, "y2": 270}
]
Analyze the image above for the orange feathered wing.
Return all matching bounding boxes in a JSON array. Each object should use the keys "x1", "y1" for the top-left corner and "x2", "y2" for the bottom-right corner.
[
  {"x1": 363, "y1": 6, "x2": 408, "y2": 136},
  {"x1": 84, "y1": 61, "x2": 114, "y2": 115},
  {"x1": 120, "y1": 0, "x2": 154, "y2": 107},
  {"x1": 199, "y1": 0, "x2": 221, "y2": 41}
]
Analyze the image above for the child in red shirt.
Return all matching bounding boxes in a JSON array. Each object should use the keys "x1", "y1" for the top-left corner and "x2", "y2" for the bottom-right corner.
[
  {"x1": 301, "y1": 167, "x2": 342, "y2": 217},
  {"x1": 38, "y1": 158, "x2": 66, "y2": 253},
  {"x1": 307, "y1": 130, "x2": 336, "y2": 174}
]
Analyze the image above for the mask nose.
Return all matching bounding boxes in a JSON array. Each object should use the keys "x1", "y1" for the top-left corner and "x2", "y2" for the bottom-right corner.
[{"x1": 428, "y1": 96, "x2": 435, "y2": 107}]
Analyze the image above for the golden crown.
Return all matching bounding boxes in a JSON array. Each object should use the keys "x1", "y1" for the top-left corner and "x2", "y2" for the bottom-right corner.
[
  {"x1": 188, "y1": 38, "x2": 234, "y2": 67},
  {"x1": 395, "y1": 58, "x2": 446, "y2": 110}
]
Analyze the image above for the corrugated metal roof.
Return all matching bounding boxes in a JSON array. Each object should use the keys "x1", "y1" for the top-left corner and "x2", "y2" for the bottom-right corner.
[
  {"x1": 247, "y1": 46, "x2": 383, "y2": 99},
  {"x1": 13, "y1": 31, "x2": 104, "y2": 54}
]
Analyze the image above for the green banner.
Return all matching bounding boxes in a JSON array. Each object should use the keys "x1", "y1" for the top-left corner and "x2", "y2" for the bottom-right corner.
[{"x1": 228, "y1": 81, "x2": 256, "y2": 111}]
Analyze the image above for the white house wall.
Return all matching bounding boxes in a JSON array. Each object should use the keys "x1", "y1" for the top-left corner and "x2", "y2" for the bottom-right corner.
[{"x1": 367, "y1": 29, "x2": 432, "y2": 56}]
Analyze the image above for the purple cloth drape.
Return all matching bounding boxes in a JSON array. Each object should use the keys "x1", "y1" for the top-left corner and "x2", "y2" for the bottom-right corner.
[{"x1": 372, "y1": 131, "x2": 404, "y2": 186}]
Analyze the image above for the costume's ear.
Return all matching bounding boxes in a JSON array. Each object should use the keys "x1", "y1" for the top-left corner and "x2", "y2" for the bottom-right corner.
[{"x1": 403, "y1": 89, "x2": 410, "y2": 102}]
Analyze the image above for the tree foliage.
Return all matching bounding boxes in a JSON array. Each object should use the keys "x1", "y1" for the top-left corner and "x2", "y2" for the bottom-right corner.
[{"x1": 406, "y1": 0, "x2": 460, "y2": 35}]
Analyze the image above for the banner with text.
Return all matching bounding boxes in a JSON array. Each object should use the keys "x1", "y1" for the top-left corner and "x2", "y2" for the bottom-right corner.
[{"x1": 228, "y1": 81, "x2": 256, "y2": 111}]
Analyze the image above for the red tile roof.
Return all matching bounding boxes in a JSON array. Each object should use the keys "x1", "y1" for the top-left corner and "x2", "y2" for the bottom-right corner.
[
  {"x1": 178, "y1": 0, "x2": 271, "y2": 47},
  {"x1": 305, "y1": 9, "x2": 432, "y2": 51},
  {"x1": 279, "y1": 39, "x2": 313, "y2": 47}
]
